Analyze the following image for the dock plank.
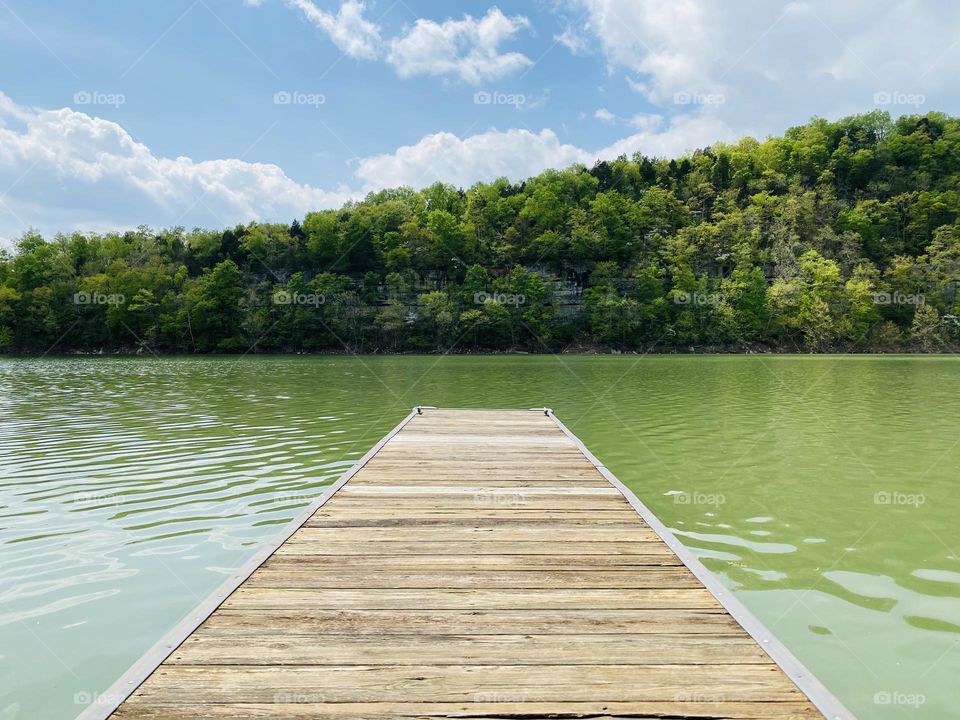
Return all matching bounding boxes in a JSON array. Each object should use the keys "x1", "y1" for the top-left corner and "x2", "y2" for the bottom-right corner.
[
  {"x1": 220, "y1": 587, "x2": 722, "y2": 610},
  {"x1": 245, "y1": 569, "x2": 703, "y2": 589},
  {"x1": 200, "y1": 608, "x2": 743, "y2": 636},
  {"x1": 168, "y1": 633, "x2": 769, "y2": 666},
  {"x1": 113, "y1": 701, "x2": 823, "y2": 719},
  {"x1": 97, "y1": 408, "x2": 837, "y2": 720},
  {"x1": 119, "y1": 664, "x2": 807, "y2": 703},
  {"x1": 263, "y1": 554, "x2": 686, "y2": 569}
]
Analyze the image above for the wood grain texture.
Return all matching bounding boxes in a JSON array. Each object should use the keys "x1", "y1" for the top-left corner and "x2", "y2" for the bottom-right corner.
[
  {"x1": 168, "y1": 634, "x2": 768, "y2": 666},
  {"x1": 113, "y1": 701, "x2": 823, "y2": 719},
  {"x1": 108, "y1": 408, "x2": 824, "y2": 719}
]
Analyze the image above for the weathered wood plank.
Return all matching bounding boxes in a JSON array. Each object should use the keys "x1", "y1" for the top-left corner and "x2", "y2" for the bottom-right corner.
[
  {"x1": 113, "y1": 701, "x2": 823, "y2": 719},
  {"x1": 275, "y1": 542, "x2": 677, "y2": 556},
  {"x1": 336, "y1": 485, "x2": 621, "y2": 495},
  {"x1": 222, "y1": 587, "x2": 722, "y2": 610},
  {"x1": 246, "y1": 568, "x2": 702, "y2": 589},
  {"x1": 169, "y1": 633, "x2": 768, "y2": 666},
  {"x1": 199, "y1": 609, "x2": 743, "y2": 636},
  {"x1": 369, "y1": 456, "x2": 589, "y2": 464},
  {"x1": 358, "y1": 463, "x2": 605, "y2": 475},
  {"x1": 321, "y1": 496, "x2": 635, "y2": 509},
  {"x1": 347, "y1": 475, "x2": 610, "y2": 486},
  {"x1": 391, "y1": 434, "x2": 575, "y2": 445},
  {"x1": 305, "y1": 507, "x2": 645, "y2": 518},
  {"x1": 287, "y1": 527, "x2": 661, "y2": 542},
  {"x1": 262, "y1": 554, "x2": 687, "y2": 570},
  {"x1": 304, "y1": 513, "x2": 649, "y2": 528},
  {"x1": 121, "y1": 665, "x2": 807, "y2": 703}
]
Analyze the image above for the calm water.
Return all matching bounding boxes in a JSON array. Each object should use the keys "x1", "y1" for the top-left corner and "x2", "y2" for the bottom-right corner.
[{"x1": 1, "y1": 355, "x2": 958, "y2": 719}]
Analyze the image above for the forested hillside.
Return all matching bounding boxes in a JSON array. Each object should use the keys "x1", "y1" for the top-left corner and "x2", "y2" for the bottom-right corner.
[{"x1": 3, "y1": 110, "x2": 960, "y2": 354}]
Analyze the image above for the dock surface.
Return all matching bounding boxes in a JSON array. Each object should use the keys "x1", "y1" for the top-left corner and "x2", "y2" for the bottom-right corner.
[{"x1": 97, "y1": 408, "x2": 845, "y2": 719}]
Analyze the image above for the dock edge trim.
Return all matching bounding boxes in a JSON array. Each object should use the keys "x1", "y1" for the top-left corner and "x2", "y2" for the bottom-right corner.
[
  {"x1": 75, "y1": 408, "x2": 420, "y2": 720},
  {"x1": 546, "y1": 410, "x2": 853, "y2": 720}
]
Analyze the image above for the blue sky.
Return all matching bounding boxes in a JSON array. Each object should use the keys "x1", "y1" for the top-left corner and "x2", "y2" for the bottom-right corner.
[{"x1": 2, "y1": 0, "x2": 959, "y2": 244}]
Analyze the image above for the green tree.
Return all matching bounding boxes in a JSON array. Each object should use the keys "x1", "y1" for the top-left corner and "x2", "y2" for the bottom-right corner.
[
  {"x1": 910, "y1": 304, "x2": 945, "y2": 351},
  {"x1": 420, "y1": 291, "x2": 454, "y2": 345},
  {"x1": 186, "y1": 260, "x2": 245, "y2": 351}
]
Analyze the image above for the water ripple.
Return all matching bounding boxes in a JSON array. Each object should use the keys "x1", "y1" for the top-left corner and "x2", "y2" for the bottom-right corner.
[{"x1": 2, "y1": 355, "x2": 960, "y2": 719}]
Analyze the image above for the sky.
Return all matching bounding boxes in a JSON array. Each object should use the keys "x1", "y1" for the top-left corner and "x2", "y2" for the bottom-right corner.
[{"x1": 1, "y1": 0, "x2": 960, "y2": 246}]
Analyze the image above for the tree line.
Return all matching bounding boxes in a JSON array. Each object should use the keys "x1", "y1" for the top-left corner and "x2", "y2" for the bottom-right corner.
[{"x1": 2, "y1": 110, "x2": 960, "y2": 354}]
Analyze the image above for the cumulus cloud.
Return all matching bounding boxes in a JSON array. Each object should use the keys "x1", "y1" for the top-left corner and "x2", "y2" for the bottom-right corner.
[
  {"x1": 0, "y1": 86, "x2": 739, "y2": 245},
  {"x1": 628, "y1": 112, "x2": 665, "y2": 132},
  {"x1": 569, "y1": 0, "x2": 960, "y2": 138},
  {"x1": 0, "y1": 93, "x2": 356, "y2": 243},
  {"x1": 591, "y1": 108, "x2": 676, "y2": 136},
  {"x1": 579, "y1": 0, "x2": 712, "y2": 104},
  {"x1": 285, "y1": 0, "x2": 381, "y2": 60},
  {"x1": 600, "y1": 112, "x2": 733, "y2": 159},
  {"x1": 353, "y1": 116, "x2": 731, "y2": 192},
  {"x1": 257, "y1": 3, "x2": 534, "y2": 82},
  {"x1": 554, "y1": 26, "x2": 591, "y2": 56},
  {"x1": 594, "y1": 108, "x2": 616, "y2": 123},
  {"x1": 387, "y1": 8, "x2": 533, "y2": 84},
  {"x1": 355, "y1": 128, "x2": 589, "y2": 190}
]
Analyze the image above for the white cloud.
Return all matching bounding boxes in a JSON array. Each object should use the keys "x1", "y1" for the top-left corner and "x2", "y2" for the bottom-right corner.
[
  {"x1": 386, "y1": 8, "x2": 532, "y2": 83},
  {"x1": 355, "y1": 128, "x2": 589, "y2": 190},
  {"x1": 592, "y1": 108, "x2": 669, "y2": 135},
  {"x1": 554, "y1": 26, "x2": 590, "y2": 56},
  {"x1": 285, "y1": 0, "x2": 381, "y2": 60},
  {"x1": 0, "y1": 93, "x2": 356, "y2": 243},
  {"x1": 0, "y1": 86, "x2": 738, "y2": 246},
  {"x1": 600, "y1": 112, "x2": 732, "y2": 159},
  {"x1": 354, "y1": 116, "x2": 730, "y2": 191},
  {"x1": 594, "y1": 108, "x2": 616, "y2": 123},
  {"x1": 583, "y1": 0, "x2": 713, "y2": 104},
  {"x1": 260, "y1": 3, "x2": 534, "y2": 83},
  {"x1": 570, "y1": 0, "x2": 960, "y2": 139},
  {"x1": 628, "y1": 112, "x2": 664, "y2": 132}
]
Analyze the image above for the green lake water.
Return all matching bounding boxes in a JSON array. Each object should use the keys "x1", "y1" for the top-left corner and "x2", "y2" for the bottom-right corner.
[{"x1": 1, "y1": 355, "x2": 958, "y2": 719}]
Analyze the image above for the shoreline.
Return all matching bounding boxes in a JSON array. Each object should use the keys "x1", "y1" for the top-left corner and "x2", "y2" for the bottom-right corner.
[{"x1": 1, "y1": 345, "x2": 956, "y2": 357}]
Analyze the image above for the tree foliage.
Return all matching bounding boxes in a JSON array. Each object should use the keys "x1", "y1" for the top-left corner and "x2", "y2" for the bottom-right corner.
[{"x1": 4, "y1": 111, "x2": 960, "y2": 353}]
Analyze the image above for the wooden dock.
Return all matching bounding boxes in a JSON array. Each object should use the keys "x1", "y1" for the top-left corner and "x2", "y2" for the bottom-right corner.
[{"x1": 86, "y1": 407, "x2": 850, "y2": 720}]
